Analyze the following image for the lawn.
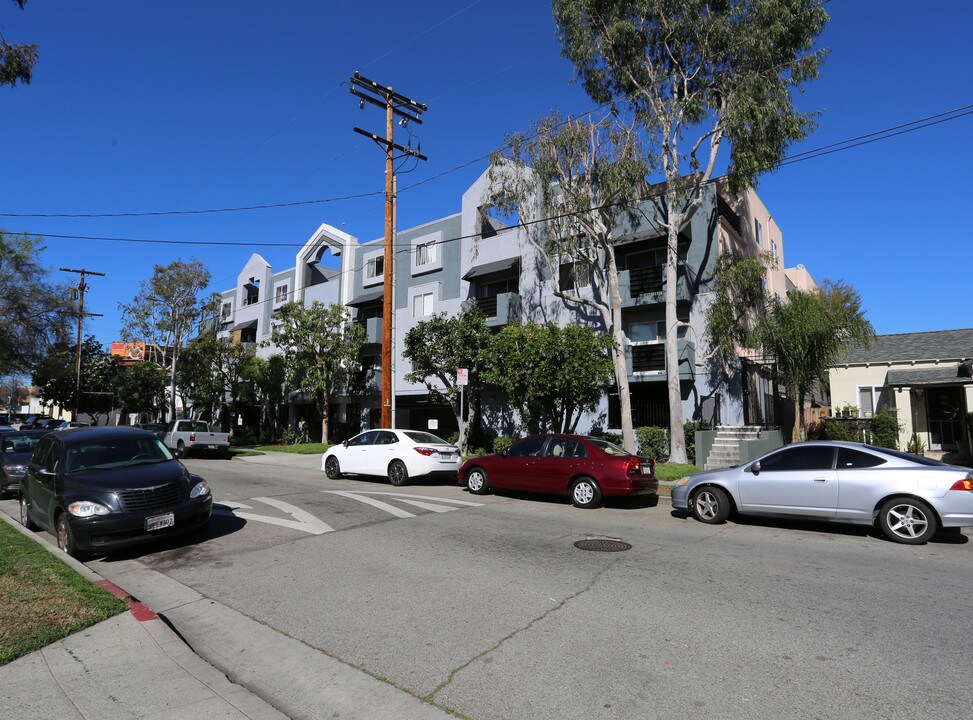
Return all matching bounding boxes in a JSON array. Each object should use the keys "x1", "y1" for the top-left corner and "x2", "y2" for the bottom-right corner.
[
  {"x1": 0, "y1": 521, "x2": 128, "y2": 666},
  {"x1": 251, "y1": 443, "x2": 331, "y2": 455},
  {"x1": 655, "y1": 463, "x2": 700, "y2": 482}
]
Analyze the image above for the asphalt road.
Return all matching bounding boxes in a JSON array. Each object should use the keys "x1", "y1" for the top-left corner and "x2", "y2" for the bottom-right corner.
[{"x1": 8, "y1": 454, "x2": 973, "y2": 719}]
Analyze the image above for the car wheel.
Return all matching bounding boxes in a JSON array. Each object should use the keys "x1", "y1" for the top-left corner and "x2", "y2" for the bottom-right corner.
[
  {"x1": 56, "y1": 513, "x2": 82, "y2": 558},
  {"x1": 466, "y1": 467, "x2": 490, "y2": 495},
  {"x1": 388, "y1": 460, "x2": 409, "y2": 487},
  {"x1": 176, "y1": 440, "x2": 186, "y2": 458},
  {"x1": 691, "y1": 486, "x2": 731, "y2": 524},
  {"x1": 20, "y1": 496, "x2": 37, "y2": 531},
  {"x1": 878, "y1": 497, "x2": 938, "y2": 544},
  {"x1": 324, "y1": 455, "x2": 342, "y2": 479},
  {"x1": 570, "y1": 477, "x2": 602, "y2": 509}
]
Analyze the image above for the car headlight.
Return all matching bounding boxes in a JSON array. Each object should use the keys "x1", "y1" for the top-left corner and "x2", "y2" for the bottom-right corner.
[
  {"x1": 2, "y1": 463, "x2": 27, "y2": 476},
  {"x1": 190, "y1": 481, "x2": 210, "y2": 498},
  {"x1": 67, "y1": 501, "x2": 110, "y2": 517},
  {"x1": 675, "y1": 477, "x2": 691, "y2": 487}
]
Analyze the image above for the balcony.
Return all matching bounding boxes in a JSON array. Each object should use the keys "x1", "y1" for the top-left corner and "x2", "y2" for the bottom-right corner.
[
  {"x1": 354, "y1": 317, "x2": 383, "y2": 345},
  {"x1": 468, "y1": 292, "x2": 522, "y2": 327},
  {"x1": 350, "y1": 366, "x2": 381, "y2": 395},
  {"x1": 625, "y1": 339, "x2": 696, "y2": 382},
  {"x1": 617, "y1": 267, "x2": 691, "y2": 308}
]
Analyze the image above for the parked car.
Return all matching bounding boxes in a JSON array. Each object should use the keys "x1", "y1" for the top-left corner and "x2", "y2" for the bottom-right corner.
[
  {"x1": 18, "y1": 426, "x2": 212, "y2": 557},
  {"x1": 322, "y1": 429, "x2": 462, "y2": 486},
  {"x1": 162, "y1": 419, "x2": 231, "y2": 457},
  {"x1": 134, "y1": 422, "x2": 168, "y2": 440},
  {"x1": 1, "y1": 429, "x2": 51, "y2": 497},
  {"x1": 21, "y1": 415, "x2": 53, "y2": 429},
  {"x1": 458, "y1": 434, "x2": 658, "y2": 509},
  {"x1": 671, "y1": 440, "x2": 973, "y2": 545},
  {"x1": 56, "y1": 421, "x2": 91, "y2": 430}
]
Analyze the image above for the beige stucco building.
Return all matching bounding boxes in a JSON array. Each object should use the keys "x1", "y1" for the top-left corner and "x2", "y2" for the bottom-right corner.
[{"x1": 829, "y1": 329, "x2": 973, "y2": 457}]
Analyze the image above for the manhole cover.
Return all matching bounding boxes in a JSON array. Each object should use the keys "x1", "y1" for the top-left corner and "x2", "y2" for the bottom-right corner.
[{"x1": 574, "y1": 538, "x2": 632, "y2": 552}]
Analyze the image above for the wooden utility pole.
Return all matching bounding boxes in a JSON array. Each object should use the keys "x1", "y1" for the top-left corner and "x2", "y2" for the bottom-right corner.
[
  {"x1": 59, "y1": 267, "x2": 105, "y2": 420},
  {"x1": 349, "y1": 71, "x2": 427, "y2": 428}
]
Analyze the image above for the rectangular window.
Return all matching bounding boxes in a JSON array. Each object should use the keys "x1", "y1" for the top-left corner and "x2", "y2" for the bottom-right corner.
[
  {"x1": 275, "y1": 284, "x2": 288, "y2": 304},
  {"x1": 412, "y1": 292, "x2": 433, "y2": 319},
  {"x1": 771, "y1": 242, "x2": 779, "y2": 266},
  {"x1": 416, "y1": 240, "x2": 435, "y2": 267},
  {"x1": 221, "y1": 302, "x2": 232, "y2": 320},
  {"x1": 755, "y1": 219, "x2": 764, "y2": 247},
  {"x1": 857, "y1": 386, "x2": 891, "y2": 418},
  {"x1": 366, "y1": 256, "x2": 384, "y2": 280},
  {"x1": 559, "y1": 262, "x2": 590, "y2": 291}
]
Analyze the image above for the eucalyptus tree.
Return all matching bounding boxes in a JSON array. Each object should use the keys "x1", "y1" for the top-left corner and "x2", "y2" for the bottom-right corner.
[
  {"x1": 553, "y1": 0, "x2": 829, "y2": 461},
  {"x1": 489, "y1": 113, "x2": 647, "y2": 452},
  {"x1": 755, "y1": 281, "x2": 874, "y2": 442},
  {"x1": 267, "y1": 301, "x2": 365, "y2": 444},
  {"x1": 403, "y1": 304, "x2": 491, "y2": 453},
  {"x1": 119, "y1": 258, "x2": 215, "y2": 421},
  {"x1": 1, "y1": 1, "x2": 38, "y2": 87}
]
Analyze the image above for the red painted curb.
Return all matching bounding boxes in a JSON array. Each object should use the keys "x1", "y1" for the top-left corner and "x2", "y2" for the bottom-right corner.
[
  {"x1": 96, "y1": 579, "x2": 131, "y2": 600},
  {"x1": 129, "y1": 602, "x2": 159, "y2": 622}
]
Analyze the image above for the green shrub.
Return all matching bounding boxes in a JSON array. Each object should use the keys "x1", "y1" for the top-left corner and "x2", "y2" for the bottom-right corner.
[
  {"x1": 683, "y1": 421, "x2": 707, "y2": 465},
  {"x1": 824, "y1": 418, "x2": 854, "y2": 442},
  {"x1": 906, "y1": 434, "x2": 926, "y2": 455},
  {"x1": 870, "y1": 408, "x2": 901, "y2": 449},
  {"x1": 601, "y1": 432, "x2": 623, "y2": 446},
  {"x1": 446, "y1": 431, "x2": 459, "y2": 445},
  {"x1": 636, "y1": 426, "x2": 669, "y2": 463},
  {"x1": 493, "y1": 436, "x2": 513, "y2": 454}
]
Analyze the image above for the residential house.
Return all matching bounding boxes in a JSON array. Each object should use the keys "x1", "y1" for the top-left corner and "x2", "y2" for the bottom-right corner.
[{"x1": 829, "y1": 328, "x2": 973, "y2": 458}]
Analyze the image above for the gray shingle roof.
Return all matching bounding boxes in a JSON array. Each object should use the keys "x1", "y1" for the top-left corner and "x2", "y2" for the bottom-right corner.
[{"x1": 839, "y1": 328, "x2": 973, "y2": 365}]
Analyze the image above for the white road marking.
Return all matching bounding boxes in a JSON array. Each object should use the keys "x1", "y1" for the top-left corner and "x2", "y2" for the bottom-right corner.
[
  {"x1": 342, "y1": 491, "x2": 484, "y2": 507},
  {"x1": 325, "y1": 491, "x2": 416, "y2": 518},
  {"x1": 218, "y1": 497, "x2": 335, "y2": 535}
]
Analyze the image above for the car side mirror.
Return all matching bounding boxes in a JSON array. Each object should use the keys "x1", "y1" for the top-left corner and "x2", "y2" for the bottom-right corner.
[
  {"x1": 342, "y1": 440, "x2": 349, "y2": 448},
  {"x1": 747, "y1": 461, "x2": 760, "y2": 474}
]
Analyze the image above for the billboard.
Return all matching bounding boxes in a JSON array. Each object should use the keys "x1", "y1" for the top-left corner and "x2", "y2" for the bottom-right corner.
[{"x1": 111, "y1": 341, "x2": 146, "y2": 363}]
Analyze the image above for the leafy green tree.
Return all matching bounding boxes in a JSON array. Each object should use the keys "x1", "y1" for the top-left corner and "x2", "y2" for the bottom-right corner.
[
  {"x1": 704, "y1": 252, "x2": 771, "y2": 366},
  {"x1": 488, "y1": 113, "x2": 647, "y2": 452},
  {"x1": 0, "y1": 230, "x2": 72, "y2": 377},
  {"x1": 115, "y1": 360, "x2": 168, "y2": 421},
  {"x1": 244, "y1": 354, "x2": 287, "y2": 439},
  {"x1": 267, "y1": 301, "x2": 365, "y2": 444},
  {"x1": 32, "y1": 335, "x2": 116, "y2": 421},
  {"x1": 119, "y1": 259, "x2": 216, "y2": 421},
  {"x1": 403, "y1": 305, "x2": 492, "y2": 454},
  {"x1": 553, "y1": 0, "x2": 829, "y2": 462},
  {"x1": 483, "y1": 322, "x2": 614, "y2": 434},
  {"x1": 754, "y1": 281, "x2": 874, "y2": 442},
  {"x1": 1, "y1": 1, "x2": 38, "y2": 88}
]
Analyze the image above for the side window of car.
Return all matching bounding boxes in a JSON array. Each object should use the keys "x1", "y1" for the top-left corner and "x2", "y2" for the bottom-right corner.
[
  {"x1": 378, "y1": 432, "x2": 399, "y2": 445},
  {"x1": 34, "y1": 438, "x2": 59, "y2": 472},
  {"x1": 759, "y1": 446, "x2": 835, "y2": 471},
  {"x1": 507, "y1": 437, "x2": 547, "y2": 457},
  {"x1": 547, "y1": 438, "x2": 584, "y2": 459},
  {"x1": 837, "y1": 448, "x2": 887, "y2": 469},
  {"x1": 349, "y1": 431, "x2": 378, "y2": 447}
]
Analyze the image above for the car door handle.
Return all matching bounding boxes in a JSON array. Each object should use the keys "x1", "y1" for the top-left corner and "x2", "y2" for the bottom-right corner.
[{"x1": 813, "y1": 477, "x2": 828, "y2": 483}]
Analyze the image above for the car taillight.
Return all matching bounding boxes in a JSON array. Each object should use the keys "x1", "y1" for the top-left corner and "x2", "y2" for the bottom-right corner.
[
  {"x1": 413, "y1": 447, "x2": 435, "y2": 456},
  {"x1": 190, "y1": 432, "x2": 196, "y2": 442},
  {"x1": 626, "y1": 458, "x2": 640, "y2": 475},
  {"x1": 950, "y1": 477, "x2": 973, "y2": 491}
]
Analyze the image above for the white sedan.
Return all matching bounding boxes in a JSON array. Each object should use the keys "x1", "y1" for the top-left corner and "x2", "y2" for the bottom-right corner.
[{"x1": 321, "y1": 429, "x2": 462, "y2": 486}]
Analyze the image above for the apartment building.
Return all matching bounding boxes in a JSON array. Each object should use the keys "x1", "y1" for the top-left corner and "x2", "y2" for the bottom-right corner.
[{"x1": 219, "y1": 168, "x2": 808, "y2": 440}]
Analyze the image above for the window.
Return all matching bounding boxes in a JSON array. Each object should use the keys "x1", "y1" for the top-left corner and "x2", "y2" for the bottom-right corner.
[
  {"x1": 348, "y1": 431, "x2": 380, "y2": 447},
  {"x1": 507, "y1": 436, "x2": 548, "y2": 457},
  {"x1": 416, "y1": 240, "x2": 436, "y2": 267},
  {"x1": 366, "y1": 256, "x2": 384, "y2": 281},
  {"x1": 757, "y1": 446, "x2": 835, "y2": 472},
  {"x1": 837, "y1": 448, "x2": 887, "y2": 469},
  {"x1": 559, "y1": 262, "x2": 591, "y2": 291},
  {"x1": 547, "y1": 438, "x2": 584, "y2": 459},
  {"x1": 412, "y1": 292, "x2": 433, "y2": 319},
  {"x1": 243, "y1": 279, "x2": 259, "y2": 306},
  {"x1": 771, "y1": 241, "x2": 779, "y2": 266},
  {"x1": 275, "y1": 284, "x2": 289, "y2": 304},
  {"x1": 857, "y1": 386, "x2": 890, "y2": 418},
  {"x1": 221, "y1": 302, "x2": 232, "y2": 320},
  {"x1": 628, "y1": 321, "x2": 665, "y2": 343},
  {"x1": 755, "y1": 219, "x2": 764, "y2": 247}
]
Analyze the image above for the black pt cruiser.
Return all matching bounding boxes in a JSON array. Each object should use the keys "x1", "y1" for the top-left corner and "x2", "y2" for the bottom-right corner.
[{"x1": 19, "y1": 426, "x2": 212, "y2": 558}]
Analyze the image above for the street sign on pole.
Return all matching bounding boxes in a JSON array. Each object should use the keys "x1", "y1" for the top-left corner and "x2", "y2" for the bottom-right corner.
[{"x1": 456, "y1": 368, "x2": 468, "y2": 386}]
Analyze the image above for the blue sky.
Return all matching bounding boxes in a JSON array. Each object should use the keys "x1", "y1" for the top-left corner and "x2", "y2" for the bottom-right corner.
[{"x1": 3, "y1": 0, "x2": 972, "y2": 345}]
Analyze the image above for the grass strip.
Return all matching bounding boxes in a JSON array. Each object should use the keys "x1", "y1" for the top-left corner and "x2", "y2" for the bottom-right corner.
[
  {"x1": 252, "y1": 443, "x2": 331, "y2": 455},
  {"x1": 0, "y1": 522, "x2": 128, "y2": 665}
]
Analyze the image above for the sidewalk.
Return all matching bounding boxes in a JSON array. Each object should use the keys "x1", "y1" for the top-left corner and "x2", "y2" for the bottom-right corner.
[{"x1": 0, "y1": 454, "x2": 458, "y2": 720}]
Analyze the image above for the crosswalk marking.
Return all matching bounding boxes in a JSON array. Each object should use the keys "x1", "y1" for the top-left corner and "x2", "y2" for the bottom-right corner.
[
  {"x1": 341, "y1": 491, "x2": 484, "y2": 507},
  {"x1": 325, "y1": 491, "x2": 416, "y2": 518},
  {"x1": 219, "y1": 497, "x2": 336, "y2": 534}
]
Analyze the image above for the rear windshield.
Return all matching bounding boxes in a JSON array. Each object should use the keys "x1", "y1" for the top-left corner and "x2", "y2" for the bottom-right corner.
[
  {"x1": 2, "y1": 433, "x2": 45, "y2": 455},
  {"x1": 66, "y1": 436, "x2": 175, "y2": 473},
  {"x1": 403, "y1": 431, "x2": 450, "y2": 445},
  {"x1": 585, "y1": 437, "x2": 633, "y2": 456},
  {"x1": 863, "y1": 444, "x2": 946, "y2": 467}
]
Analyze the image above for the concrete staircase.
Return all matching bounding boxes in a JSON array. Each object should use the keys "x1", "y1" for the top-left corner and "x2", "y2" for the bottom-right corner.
[{"x1": 703, "y1": 426, "x2": 764, "y2": 470}]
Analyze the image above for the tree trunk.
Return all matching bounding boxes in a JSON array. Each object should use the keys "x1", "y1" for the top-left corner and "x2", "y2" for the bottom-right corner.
[
  {"x1": 321, "y1": 389, "x2": 330, "y2": 444},
  {"x1": 169, "y1": 352, "x2": 178, "y2": 421},
  {"x1": 665, "y1": 209, "x2": 688, "y2": 464},
  {"x1": 792, "y1": 392, "x2": 801, "y2": 444},
  {"x1": 605, "y1": 249, "x2": 636, "y2": 454}
]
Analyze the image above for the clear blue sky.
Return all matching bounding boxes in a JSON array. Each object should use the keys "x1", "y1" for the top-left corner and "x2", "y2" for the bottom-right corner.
[{"x1": 3, "y1": 1, "x2": 972, "y2": 345}]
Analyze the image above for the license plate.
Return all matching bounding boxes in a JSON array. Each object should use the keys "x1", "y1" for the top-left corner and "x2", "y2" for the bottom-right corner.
[
  {"x1": 145, "y1": 512, "x2": 175, "y2": 531},
  {"x1": 640, "y1": 463, "x2": 651, "y2": 475},
  {"x1": 207, "y1": 444, "x2": 218, "y2": 450}
]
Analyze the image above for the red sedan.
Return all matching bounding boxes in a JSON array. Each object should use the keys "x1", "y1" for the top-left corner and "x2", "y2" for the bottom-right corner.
[{"x1": 459, "y1": 434, "x2": 658, "y2": 508}]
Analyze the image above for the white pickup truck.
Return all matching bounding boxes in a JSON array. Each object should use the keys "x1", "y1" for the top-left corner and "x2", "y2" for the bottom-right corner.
[{"x1": 163, "y1": 420, "x2": 231, "y2": 457}]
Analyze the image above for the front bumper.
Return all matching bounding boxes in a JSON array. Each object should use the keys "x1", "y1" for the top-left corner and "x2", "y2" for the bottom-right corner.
[
  {"x1": 68, "y1": 496, "x2": 213, "y2": 552},
  {"x1": 670, "y1": 484, "x2": 690, "y2": 509}
]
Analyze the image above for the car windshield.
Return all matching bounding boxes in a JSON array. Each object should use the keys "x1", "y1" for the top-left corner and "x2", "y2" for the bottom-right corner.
[
  {"x1": 585, "y1": 437, "x2": 633, "y2": 456},
  {"x1": 2, "y1": 433, "x2": 45, "y2": 454},
  {"x1": 403, "y1": 431, "x2": 450, "y2": 445},
  {"x1": 65, "y1": 436, "x2": 175, "y2": 472}
]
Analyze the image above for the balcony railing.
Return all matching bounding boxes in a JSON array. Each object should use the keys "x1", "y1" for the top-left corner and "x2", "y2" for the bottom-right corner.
[
  {"x1": 467, "y1": 292, "x2": 522, "y2": 326},
  {"x1": 625, "y1": 340, "x2": 696, "y2": 381},
  {"x1": 617, "y1": 268, "x2": 691, "y2": 307},
  {"x1": 354, "y1": 317, "x2": 383, "y2": 345}
]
